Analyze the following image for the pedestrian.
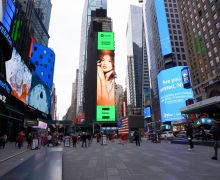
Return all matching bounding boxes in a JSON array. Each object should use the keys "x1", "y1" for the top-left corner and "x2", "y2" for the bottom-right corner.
[
  {"x1": 27, "y1": 133, "x2": 33, "y2": 149},
  {"x1": 16, "y1": 132, "x2": 24, "y2": 149},
  {"x1": 201, "y1": 127, "x2": 207, "y2": 142},
  {"x1": 47, "y1": 134, "x2": 52, "y2": 147},
  {"x1": 72, "y1": 134, "x2": 77, "y2": 148},
  {"x1": 209, "y1": 118, "x2": 220, "y2": 160},
  {"x1": 134, "y1": 130, "x2": 140, "y2": 146},
  {"x1": 185, "y1": 122, "x2": 194, "y2": 150},
  {"x1": 81, "y1": 132, "x2": 87, "y2": 148},
  {"x1": 87, "y1": 133, "x2": 92, "y2": 146}
]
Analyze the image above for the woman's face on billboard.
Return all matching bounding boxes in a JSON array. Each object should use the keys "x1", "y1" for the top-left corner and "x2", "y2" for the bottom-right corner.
[{"x1": 100, "y1": 54, "x2": 113, "y2": 73}]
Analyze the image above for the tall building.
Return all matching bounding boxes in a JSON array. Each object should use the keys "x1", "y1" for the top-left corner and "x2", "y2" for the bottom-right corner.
[
  {"x1": 84, "y1": 8, "x2": 113, "y2": 124},
  {"x1": 77, "y1": 0, "x2": 107, "y2": 116},
  {"x1": 50, "y1": 83, "x2": 57, "y2": 120},
  {"x1": 71, "y1": 69, "x2": 79, "y2": 123},
  {"x1": 177, "y1": 0, "x2": 220, "y2": 113},
  {"x1": 126, "y1": 5, "x2": 143, "y2": 114},
  {"x1": 142, "y1": 0, "x2": 188, "y2": 121}
]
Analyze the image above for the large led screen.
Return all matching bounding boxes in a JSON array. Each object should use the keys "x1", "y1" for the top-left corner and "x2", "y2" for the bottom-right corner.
[
  {"x1": 154, "y1": 0, "x2": 172, "y2": 56},
  {"x1": 6, "y1": 48, "x2": 32, "y2": 104},
  {"x1": 96, "y1": 50, "x2": 115, "y2": 121},
  {"x1": 157, "y1": 66, "x2": 194, "y2": 122},
  {"x1": 29, "y1": 72, "x2": 50, "y2": 114},
  {"x1": 98, "y1": 32, "x2": 115, "y2": 50}
]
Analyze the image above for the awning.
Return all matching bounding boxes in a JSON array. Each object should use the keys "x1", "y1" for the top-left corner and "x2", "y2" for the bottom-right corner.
[
  {"x1": 180, "y1": 96, "x2": 220, "y2": 114},
  {"x1": 194, "y1": 118, "x2": 213, "y2": 127}
]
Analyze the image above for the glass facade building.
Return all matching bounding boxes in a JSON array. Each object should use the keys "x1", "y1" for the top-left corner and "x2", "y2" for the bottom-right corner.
[{"x1": 126, "y1": 5, "x2": 143, "y2": 114}]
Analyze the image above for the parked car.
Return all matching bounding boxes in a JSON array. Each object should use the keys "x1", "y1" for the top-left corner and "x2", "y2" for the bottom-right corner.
[{"x1": 161, "y1": 131, "x2": 174, "y2": 140}]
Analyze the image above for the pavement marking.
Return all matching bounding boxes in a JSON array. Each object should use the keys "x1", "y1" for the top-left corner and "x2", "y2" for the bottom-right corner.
[{"x1": 0, "y1": 150, "x2": 28, "y2": 163}]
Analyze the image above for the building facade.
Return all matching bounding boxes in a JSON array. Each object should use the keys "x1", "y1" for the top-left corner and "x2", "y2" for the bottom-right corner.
[
  {"x1": 142, "y1": 0, "x2": 188, "y2": 121},
  {"x1": 177, "y1": 0, "x2": 220, "y2": 103},
  {"x1": 126, "y1": 5, "x2": 143, "y2": 115}
]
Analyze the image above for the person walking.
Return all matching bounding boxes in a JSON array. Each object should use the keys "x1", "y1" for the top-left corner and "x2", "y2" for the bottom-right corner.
[
  {"x1": 209, "y1": 118, "x2": 220, "y2": 160},
  {"x1": 81, "y1": 132, "x2": 87, "y2": 148},
  {"x1": 134, "y1": 130, "x2": 140, "y2": 146},
  {"x1": 72, "y1": 134, "x2": 77, "y2": 148},
  {"x1": 186, "y1": 122, "x2": 194, "y2": 150}
]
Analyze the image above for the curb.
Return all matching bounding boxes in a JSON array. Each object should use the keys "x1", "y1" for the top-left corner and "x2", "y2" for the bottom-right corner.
[{"x1": 0, "y1": 150, "x2": 28, "y2": 163}]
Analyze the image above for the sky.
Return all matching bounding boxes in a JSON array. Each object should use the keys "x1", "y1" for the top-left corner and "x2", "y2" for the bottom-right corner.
[{"x1": 49, "y1": 0, "x2": 141, "y2": 119}]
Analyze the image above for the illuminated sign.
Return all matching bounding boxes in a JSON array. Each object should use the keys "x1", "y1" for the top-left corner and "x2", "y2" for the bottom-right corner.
[
  {"x1": 144, "y1": 88, "x2": 151, "y2": 107},
  {"x1": 98, "y1": 32, "x2": 115, "y2": 50},
  {"x1": 97, "y1": 106, "x2": 115, "y2": 122},
  {"x1": 29, "y1": 72, "x2": 50, "y2": 114},
  {"x1": 181, "y1": 67, "x2": 191, "y2": 88},
  {"x1": 0, "y1": 76, "x2": 11, "y2": 95},
  {"x1": 2, "y1": 0, "x2": 16, "y2": 32},
  {"x1": 96, "y1": 49, "x2": 115, "y2": 122},
  {"x1": 157, "y1": 66, "x2": 194, "y2": 122},
  {"x1": 154, "y1": 0, "x2": 172, "y2": 56},
  {"x1": 6, "y1": 48, "x2": 32, "y2": 104},
  {"x1": 0, "y1": 93, "x2": 7, "y2": 103},
  {"x1": 144, "y1": 107, "x2": 151, "y2": 118}
]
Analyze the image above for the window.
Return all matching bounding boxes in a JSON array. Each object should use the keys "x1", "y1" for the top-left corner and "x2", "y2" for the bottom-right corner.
[
  {"x1": 201, "y1": 18, "x2": 204, "y2": 24},
  {"x1": 44, "y1": 50, "x2": 47, "y2": 54},
  {"x1": 212, "y1": 70, "x2": 216, "y2": 75},
  {"x1": 216, "y1": 56, "x2": 220, "y2": 63},
  {"x1": 214, "y1": 13, "x2": 218, "y2": 20},
  {"x1": 206, "y1": 42, "x2": 210, "y2": 48},
  {"x1": 207, "y1": 21, "x2": 211, "y2": 27},
  {"x1": 210, "y1": 60, "x2": 214, "y2": 66},
  {"x1": 203, "y1": 26, "x2": 206, "y2": 31},
  {"x1": 211, "y1": 5, "x2": 215, "y2": 11},
  {"x1": 208, "y1": 51, "x2": 212, "y2": 57},
  {"x1": 39, "y1": 55, "x2": 43, "y2": 59},
  {"x1": 211, "y1": 38, "x2": 215, "y2": 44},
  {"x1": 209, "y1": 29, "x2": 213, "y2": 35},
  {"x1": 218, "y1": 32, "x2": 220, "y2": 39},
  {"x1": 41, "y1": 72, "x2": 44, "y2": 76},
  {"x1": 216, "y1": 22, "x2": 220, "y2": 29}
]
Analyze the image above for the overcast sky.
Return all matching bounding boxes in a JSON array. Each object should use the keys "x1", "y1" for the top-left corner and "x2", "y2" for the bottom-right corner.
[{"x1": 49, "y1": 0, "x2": 141, "y2": 119}]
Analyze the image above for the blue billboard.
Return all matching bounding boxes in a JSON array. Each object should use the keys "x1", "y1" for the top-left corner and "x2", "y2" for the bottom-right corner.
[
  {"x1": 157, "y1": 66, "x2": 194, "y2": 122},
  {"x1": 144, "y1": 107, "x2": 151, "y2": 118},
  {"x1": 30, "y1": 44, "x2": 55, "y2": 94},
  {"x1": 154, "y1": 0, "x2": 172, "y2": 56}
]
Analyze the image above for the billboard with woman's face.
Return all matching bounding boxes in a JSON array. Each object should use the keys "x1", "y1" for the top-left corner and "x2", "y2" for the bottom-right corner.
[
  {"x1": 96, "y1": 47, "x2": 115, "y2": 121},
  {"x1": 5, "y1": 48, "x2": 32, "y2": 104}
]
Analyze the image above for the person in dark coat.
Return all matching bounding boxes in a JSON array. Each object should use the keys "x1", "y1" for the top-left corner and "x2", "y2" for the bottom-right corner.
[
  {"x1": 209, "y1": 119, "x2": 220, "y2": 160},
  {"x1": 186, "y1": 122, "x2": 194, "y2": 150},
  {"x1": 133, "y1": 130, "x2": 140, "y2": 146},
  {"x1": 81, "y1": 132, "x2": 87, "y2": 148}
]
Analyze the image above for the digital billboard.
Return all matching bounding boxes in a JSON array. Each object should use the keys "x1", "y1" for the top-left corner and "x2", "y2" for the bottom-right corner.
[
  {"x1": 144, "y1": 107, "x2": 151, "y2": 118},
  {"x1": 157, "y1": 66, "x2": 194, "y2": 122},
  {"x1": 30, "y1": 44, "x2": 55, "y2": 94},
  {"x1": 181, "y1": 67, "x2": 191, "y2": 88},
  {"x1": 29, "y1": 72, "x2": 50, "y2": 114},
  {"x1": 2, "y1": 0, "x2": 16, "y2": 32},
  {"x1": 6, "y1": 48, "x2": 32, "y2": 104},
  {"x1": 96, "y1": 49, "x2": 115, "y2": 122},
  {"x1": 154, "y1": 0, "x2": 172, "y2": 56},
  {"x1": 144, "y1": 88, "x2": 151, "y2": 107},
  {"x1": 98, "y1": 32, "x2": 115, "y2": 50}
]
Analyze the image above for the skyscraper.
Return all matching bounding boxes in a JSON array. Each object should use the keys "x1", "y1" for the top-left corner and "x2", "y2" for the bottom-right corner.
[
  {"x1": 76, "y1": 0, "x2": 107, "y2": 117},
  {"x1": 177, "y1": 0, "x2": 220, "y2": 102},
  {"x1": 126, "y1": 5, "x2": 143, "y2": 114},
  {"x1": 143, "y1": 0, "x2": 188, "y2": 121}
]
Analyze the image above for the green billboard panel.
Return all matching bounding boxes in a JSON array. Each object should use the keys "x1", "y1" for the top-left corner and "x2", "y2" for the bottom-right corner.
[
  {"x1": 96, "y1": 106, "x2": 115, "y2": 122},
  {"x1": 98, "y1": 32, "x2": 115, "y2": 50}
]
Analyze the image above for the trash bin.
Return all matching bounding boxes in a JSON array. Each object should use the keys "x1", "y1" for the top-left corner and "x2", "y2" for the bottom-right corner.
[
  {"x1": 101, "y1": 135, "x2": 107, "y2": 145},
  {"x1": 32, "y1": 138, "x2": 39, "y2": 150}
]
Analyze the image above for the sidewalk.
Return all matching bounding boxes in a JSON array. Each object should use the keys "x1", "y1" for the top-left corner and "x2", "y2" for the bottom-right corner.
[
  {"x1": 0, "y1": 142, "x2": 43, "y2": 177},
  {"x1": 0, "y1": 142, "x2": 28, "y2": 163}
]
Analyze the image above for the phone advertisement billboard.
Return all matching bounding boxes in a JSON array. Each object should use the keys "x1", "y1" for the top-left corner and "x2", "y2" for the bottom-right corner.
[
  {"x1": 157, "y1": 66, "x2": 194, "y2": 122},
  {"x1": 6, "y1": 48, "x2": 32, "y2": 104},
  {"x1": 96, "y1": 49, "x2": 115, "y2": 122}
]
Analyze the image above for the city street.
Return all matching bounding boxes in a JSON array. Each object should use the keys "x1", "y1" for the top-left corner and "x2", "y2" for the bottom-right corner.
[
  {"x1": 0, "y1": 139, "x2": 220, "y2": 180},
  {"x1": 63, "y1": 139, "x2": 220, "y2": 180}
]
